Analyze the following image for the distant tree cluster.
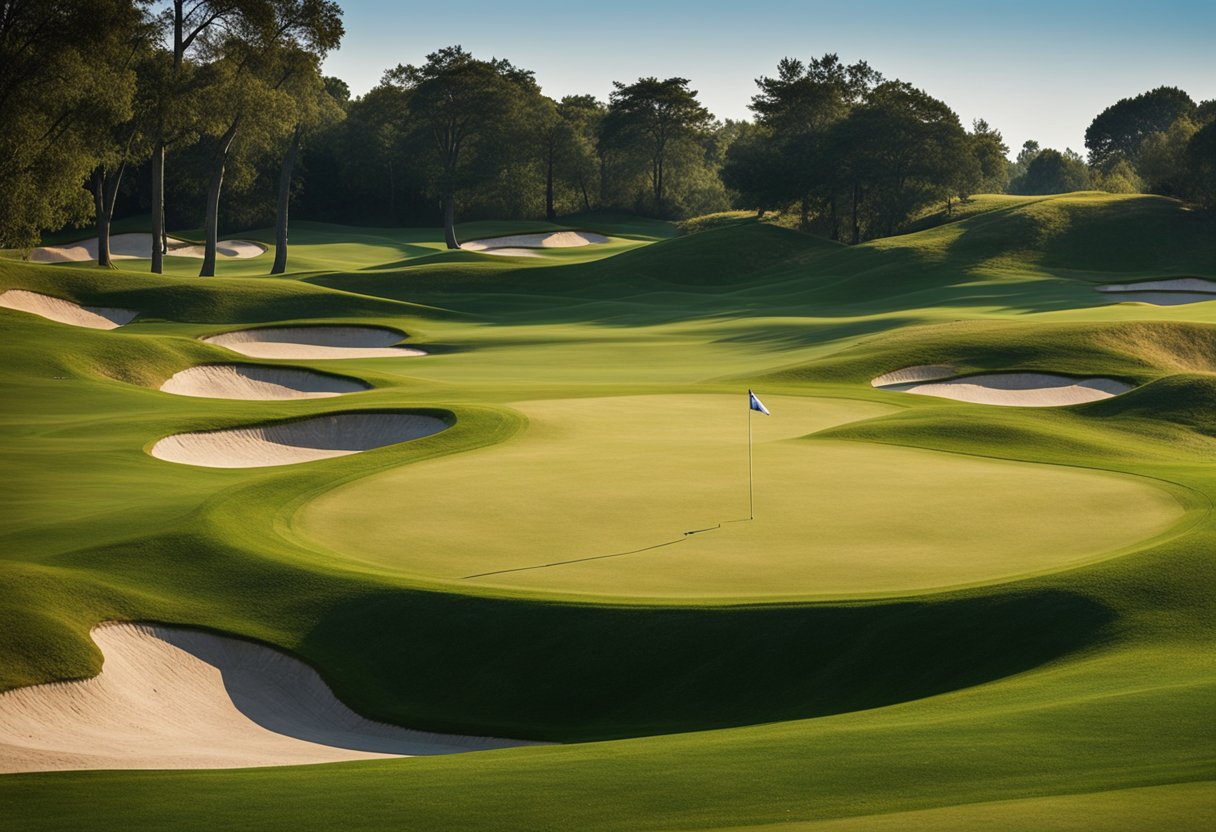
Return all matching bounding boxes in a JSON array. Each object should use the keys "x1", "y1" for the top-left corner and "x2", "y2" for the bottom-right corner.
[
  {"x1": 4, "y1": 9, "x2": 1216, "y2": 257},
  {"x1": 1085, "y1": 86, "x2": 1216, "y2": 206},
  {"x1": 0, "y1": 0, "x2": 344, "y2": 273},
  {"x1": 295, "y1": 51, "x2": 731, "y2": 246},
  {"x1": 719, "y1": 55, "x2": 1008, "y2": 242}
]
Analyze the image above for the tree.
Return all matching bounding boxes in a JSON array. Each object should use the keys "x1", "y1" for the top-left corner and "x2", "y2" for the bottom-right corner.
[
  {"x1": 90, "y1": 23, "x2": 159, "y2": 266},
  {"x1": 601, "y1": 77, "x2": 712, "y2": 211},
  {"x1": 194, "y1": 0, "x2": 343, "y2": 276},
  {"x1": 1016, "y1": 148, "x2": 1091, "y2": 194},
  {"x1": 556, "y1": 95, "x2": 604, "y2": 213},
  {"x1": 1085, "y1": 86, "x2": 1195, "y2": 170},
  {"x1": 1136, "y1": 115, "x2": 1200, "y2": 197},
  {"x1": 966, "y1": 119, "x2": 1010, "y2": 195},
  {"x1": 270, "y1": 57, "x2": 344, "y2": 274},
  {"x1": 147, "y1": 0, "x2": 261, "y2": 273},
  {"x1": 725, "y1": 54, "x2": 881, "y2": 235},
  {"x1": 834, "y1": 81, "x2": 970, "y2": 239},
  {"x1": 1185, "y1": 120, "x2": 1216, "y2": 209},
  {"x1": 395, "y1": 46, "x2": 531, "y2": 249},
  {"x1": 0, "y1": 0, "x2": 142, "y2": 249}
]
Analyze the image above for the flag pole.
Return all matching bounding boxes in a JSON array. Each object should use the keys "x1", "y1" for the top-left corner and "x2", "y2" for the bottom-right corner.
[{"x1": 748, "y1": 397, "x2": 754, "y2": 520}]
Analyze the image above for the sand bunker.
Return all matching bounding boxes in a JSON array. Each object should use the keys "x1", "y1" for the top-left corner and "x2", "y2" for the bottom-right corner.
[
  {"x1": 0, "y1": 289, "x2": 137, "y2": 330},
  {"x1": 1097, "y1": 278, "x2": 1216, "y2": 306},
  {"x1": 461, "y1": 231, "x2": 609, "y2": 255},
  {"x1": 874, "y1": 371, "x2": 1132, "y2": 407},
  {"x1": 869, "y1": 365, "x2": 958, "y2": 388},
  {"x1": 29, "y1": 234, "x2": 265, "y2": 263},
  {"x1": 202, "y1": 326, "x2": 426, "y2": 360},
  {"x1": 0, "y1": 622, "x2": 534, "y2": 772},
  {"x1": 150, "y1": 411, "x2": 449, "y2": 468},
  {"x1": 160, "y1": 365, "x2": 371, "y2": 400}
]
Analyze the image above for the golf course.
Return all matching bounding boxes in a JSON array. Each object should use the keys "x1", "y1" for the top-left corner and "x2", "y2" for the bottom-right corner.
[
  {"x1": 1, "y1": 190, "x2": 1215, "y2": 828},
  {"x1": 3, "y1": 0, "x2": 1215, "y2": 826}
]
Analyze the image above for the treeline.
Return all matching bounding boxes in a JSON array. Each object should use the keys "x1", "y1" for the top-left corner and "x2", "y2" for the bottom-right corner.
[
  {"x1": 292, "y1": 49, "x2": 732, "y2": 238},
  {"x1": 3, "y1": 2, "x2": 1215, "y2": 263}
]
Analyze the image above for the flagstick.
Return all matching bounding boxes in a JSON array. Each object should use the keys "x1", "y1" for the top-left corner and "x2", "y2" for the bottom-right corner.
[{"x1": 748, "y1": 403, "x2": 754, "y2": 521}]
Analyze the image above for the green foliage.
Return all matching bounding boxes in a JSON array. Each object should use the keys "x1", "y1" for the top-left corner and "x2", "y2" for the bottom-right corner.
[
  {"x1": 1185, "y1": 120, "x2": 1216, "y2": 208},
  {"x1": 0, "y1": 0, "x2": 142, "y2": 247},
  {"x1": 1085, "y1": 86, "x2": 1196, "y2": 169},
  {"x1": 600, "y1": 76, "x2": 714, "y2": 214},
  {"x1": 1010, "y1": 148, "x2": 1090, "y2": 195}
]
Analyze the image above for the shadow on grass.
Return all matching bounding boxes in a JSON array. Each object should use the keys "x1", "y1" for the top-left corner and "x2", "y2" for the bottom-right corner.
[{"x1": 300, "y1": 586, "x2": 1116, "y2": 743}]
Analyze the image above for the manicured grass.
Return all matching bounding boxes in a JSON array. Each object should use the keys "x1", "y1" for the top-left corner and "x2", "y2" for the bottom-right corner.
[
  {"x1": 299, "y1": 393, "x2": 1184, "y2": 598},
  {"x1": 1, "y1": 194, "x2": 1214, "y2": 829}
]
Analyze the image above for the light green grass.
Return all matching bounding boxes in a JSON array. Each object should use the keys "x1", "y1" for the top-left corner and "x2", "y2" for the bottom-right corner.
[
  {"x1": 1, "y1": 192, "x2": 1214, "y2": 829},
  {"x1": 299, "y1": 393, "x2": 1186, "y2": 599}
]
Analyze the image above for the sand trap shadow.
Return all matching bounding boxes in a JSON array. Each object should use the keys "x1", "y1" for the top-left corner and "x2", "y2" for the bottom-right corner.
[
  {"x1": 1097, "y1": 278, "x2": 1216, "y2": 306},
  {"x1": 460, "y1": 231, "x2": 609, "y2": 255},
  {"x1": 202, "y1": 325, "x2": 426, "y2": 359},
  {"x1": 160, "y1": 364, "x2": 371, "y2": 400},
  {"x1": 873, "y1": 370, "x2": 1132, "y2": 407},
  {"x1": 150, "y1": 411, "x2": 450, "y2": 468},
  {"x1": 29, "y1": 234, "x2": 265, "y2": 263},
  {"x1": 0, "y1": 289, "x2": 137, "y2": 330},
  {"x1": 0, "y1": 623, "x2": 538, "y2": 772}
]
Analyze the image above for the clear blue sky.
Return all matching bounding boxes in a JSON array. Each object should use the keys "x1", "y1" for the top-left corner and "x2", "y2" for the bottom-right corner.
[{"x1": 322, "y1": 1, "x2": 1216, "y2": 158}]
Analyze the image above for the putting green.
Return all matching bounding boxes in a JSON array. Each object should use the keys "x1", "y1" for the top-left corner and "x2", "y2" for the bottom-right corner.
[{"x1": 296, "y1": 394, "x2": 1185, "y2": 598}]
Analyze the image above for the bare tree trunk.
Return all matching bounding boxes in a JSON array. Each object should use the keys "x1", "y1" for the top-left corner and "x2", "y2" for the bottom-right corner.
[
  {"x1": 271, "y1": 124, "x2": 302, "y2": 275},
  {"x1": 578, "y1": 175, "x2": 591, "y2": 212},
  {"x1": 92, "y1": 169, "x2": 110, "y2": 267},
  {"x1": 800, "y1": 195, "x2": 810, "y2": 231},
  {"x1": 93, "y1": 166, "x2": 126, "y2": 267},
  {"x1": 829, "y1": 192, "x2": 840, "y2": 241},
  {"x1": 545, "y1": 148, "x2": 555, "y2": 222},
  {"x1": 151, "y1": 141, "x2": 165, "y2": 272},
  {"x1": 200, "y1": 121, "x2": 240, "y2": 277},
  {"x1": 443, "y1": 189, "x2": 458, "y2": 249},
  {"x1": 851, "y1": 182, "x2": 861, "y2": 245}
]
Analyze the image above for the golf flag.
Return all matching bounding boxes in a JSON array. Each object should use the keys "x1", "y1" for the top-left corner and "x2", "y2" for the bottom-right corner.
[{"x1": 748, "y1": 390, "x2": 770, "y2": 415}]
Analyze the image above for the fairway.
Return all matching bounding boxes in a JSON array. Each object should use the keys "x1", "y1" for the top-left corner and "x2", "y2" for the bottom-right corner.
[{"x1": 297, "y1": 394, "x2": 1185, "y2": 597}]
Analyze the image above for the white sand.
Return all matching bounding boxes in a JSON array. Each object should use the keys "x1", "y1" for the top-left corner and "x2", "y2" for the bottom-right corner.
[
  {"x1": 875, "y1": 372, "x2": 1132, "y2": 407},
  {"x1": 870, "y1": 365, "x2": 958, "y2": 388},
  {"x1": 0, "y1": 623, "x2": 535, "y2": 773},
  {"x1": 160, "y1": 365, "x2": 370, "y2": 400},
  {"x1": 29, "y1": 233, "x2": 266, "y2": 263},
  {"x1": 150, "y1": 411, "x2": 448, "y2": 468},
  {"x1": 1097, "y1": 278, "x2": 1216, "y2": 306},
  {"x1": 203, "y1": 326, "x2": 426, "y2": 360},
  {"x1": 461, "y1": 231, "x2": 609, "y2": 255},
  {"x1": 0, "y1": 289, "x2": 137, "y2": 330},
  {"x1": 1098, "y1": 278, "x2": 1216, "y2": 293}
]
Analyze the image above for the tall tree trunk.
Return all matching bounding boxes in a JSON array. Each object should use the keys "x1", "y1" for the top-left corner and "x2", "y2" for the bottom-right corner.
[
  {"x1": 850, "y1": 182, "x2": 861, "y2": 245},
  {"x1": 200, "y1": 121, "x2": 240, "y2": 277},
  {"x1": 578, "y1": 174, "x2": 591, "y2": 212},
  {"x1": 655, "y1": 156, "x2": 664, "y2": 207},
  {"x1": 442, "y1": 189, "x2": 458, "y2": 249},
  {"x1": 829, "y1": 191, "x2": 840, "y2": 241},
  {"x1": 93, "y1": 161, "x2": 127, "y2": 267},
  {"x1": 92, "y1": 168, "x2": 110, "y2": 267},
  {"x1": 545, "y1": 148, "x2": 555, "y2": 222},
  {"x1": 151, "y1": 142, "x2": 167, "y2": 272},
  {"x1": 800, "y1": 195, "x2": 810, "y2": 231},
  {"x1": 271, "y1": 124, "x2": 302, "y2": 275}
]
